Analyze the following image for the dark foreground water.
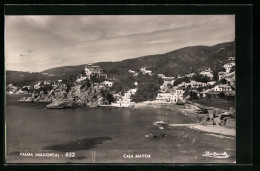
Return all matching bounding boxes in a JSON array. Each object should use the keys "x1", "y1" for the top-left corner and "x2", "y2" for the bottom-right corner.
[{"x1": 6, "y1": 95, "x2": 236, "y2": 163}]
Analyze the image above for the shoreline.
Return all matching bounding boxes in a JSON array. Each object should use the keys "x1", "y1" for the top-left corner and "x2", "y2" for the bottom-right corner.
[{"x1": 168, "y1": 123, "x2": 235, "y2": 137}]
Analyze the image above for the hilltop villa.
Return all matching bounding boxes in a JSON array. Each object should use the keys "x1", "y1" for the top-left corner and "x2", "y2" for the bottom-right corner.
[{"x1": 85, "y1": 64, "x2": 107, "y2": 79}]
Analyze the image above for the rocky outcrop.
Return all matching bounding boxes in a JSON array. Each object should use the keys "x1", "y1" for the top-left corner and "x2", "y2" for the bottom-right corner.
[
  {"x1": 19, "y1": 96, "x2": 34, "y2": 103},
  {"x1": 19, "y1": 84, "x2": 67, "y2": 104},
  {"x1": 19, "y1": 81, "x2": 112, "y2": 109}
]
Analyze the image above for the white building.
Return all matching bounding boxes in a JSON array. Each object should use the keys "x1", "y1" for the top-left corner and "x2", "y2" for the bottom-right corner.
[
  {"x1": 186, "y1": 73, "x2": 196, "y2": 77},
  {"x1": 124, "y1": 89, "x2": 137, "y2": 99},
  {"x1": 163, "y1": 80, "x2": 175, "y2": 86},
  {"x1": 162, "y1": 76, "x2": 175, "y2": 81},
  {"x1": 184, "y1": 81, "x2": 206, "y2": 88},
  {"x1": 140, "y1": 67, "x2": 153, "y2": 75},
  {"x1": 76, "y1": 76, "x2": 88, "y2": 82},
  {"x1": 101, "y1": 81, "x2": 113, "y2": 87},
  {"x1": 22, "y1": 85, "x2": 31, "y2": 89},
  {"x1": 207, "y1": 81, "x2": 216, "y2": 86},
  {"x1": 85, "y1": 64, "x2": 107, "y2": 79},
  {"x1": 128, "y1": 70, "x2": 138, "y2": 76},
  {"x1": 175, "y1": 88, "x2": 184, "y2": 95},
  {"x1": 111, "y1": 89, "x2": 137, "y2": 107},
  {"x1": 228, "y1": 57, "x2": 235, "y2": 61},
  {"x1": 157, "y1": 74, "x2": 165, "y2": 78},
  {"x1": 155, "y1": 92, "x2": 179, "y2": 103},
  {"x1": 34, "y1": 82, "x2": 41, "y2": 89},
  {"x1": 214, "y1": 85, "x2": 232, "y2": 91},
  {"x1": 223, "y1": 62, "x2": 235, "y2": 73}
]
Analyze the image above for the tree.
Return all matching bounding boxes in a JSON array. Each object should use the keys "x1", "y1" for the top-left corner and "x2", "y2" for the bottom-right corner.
[
  {"x1": 218, "y1": 92, "x2": 226, "y2": 98},
  {"x1": 230, "y1": 66, "x2": 235, "y2": 73},
  {"x1": 190, "y1": 91, "x2": 199, "y2": 100},
  {"x1": 206, "y1": 93, "x2": 212, "y2": 100},
  {"x1": 212, "y1": 65, "x2": 226, "y2": 81},
  {"x1": 220, "y1": 78, "x2": 228, "y2": 84},
  {"x1": 173, "y1": 76, "x2": 190, "y2": 86},
  {"x1": 100, "y1": 89, "x2": 115, "y2": 104},
  {"x1": 132, "y1": 75, "x2": 163, "y2": 102}
]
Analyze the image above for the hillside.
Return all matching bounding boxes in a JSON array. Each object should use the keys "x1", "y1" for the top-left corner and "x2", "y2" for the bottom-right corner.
[
  {"x1": 42, "y1": 41, "x2": 234, "y2": 77},
  {"x1": 6, "y1": 41, "x2": 234, "y2": 85}
]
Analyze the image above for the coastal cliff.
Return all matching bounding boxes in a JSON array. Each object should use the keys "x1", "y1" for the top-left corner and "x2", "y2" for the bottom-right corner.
[{"x1": 19, "y1": 82, "x2": 112, "y2": 109}]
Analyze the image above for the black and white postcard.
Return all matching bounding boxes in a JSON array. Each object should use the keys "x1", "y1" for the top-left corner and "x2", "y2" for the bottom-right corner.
[{"x1": 5, "y1": 15, "x2": 236, "y2": 163}]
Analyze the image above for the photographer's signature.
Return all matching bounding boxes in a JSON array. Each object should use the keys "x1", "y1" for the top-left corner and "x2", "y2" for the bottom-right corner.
[{"x1": 202, "y1": 151, "x2": 230, "y2": 158}]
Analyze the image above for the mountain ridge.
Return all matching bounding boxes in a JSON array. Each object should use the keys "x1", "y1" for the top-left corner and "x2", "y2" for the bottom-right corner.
[{"x1": 41, "y1": 41, "x2": 234, "y2": 77}]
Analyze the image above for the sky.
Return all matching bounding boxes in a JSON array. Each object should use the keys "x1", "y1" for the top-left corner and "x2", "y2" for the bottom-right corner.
[{"x1": 5, "y1": 15, "x2": 235, "y2": 72}]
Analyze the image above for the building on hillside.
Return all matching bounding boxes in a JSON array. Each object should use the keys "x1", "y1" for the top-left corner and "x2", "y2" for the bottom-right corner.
[
  {"x1": 34, "y1": 82, "x2": 42, "y2": 89},
  {"x1": 199, "y1": 68, "x2": 213, "y2": 80},
  {"x1": 22, "y1": 85, "x2": 31, "y2": 89},
  {"x1": 228, "y1": 57, "x2": 235, "y2": 61},
  {"x1": 157, "y1": 74, "x2": 165, "y2": 78},
  {"x1": 128, "y1": 70, "x2": 138, "y2": 76},
  {"x1": 158, "y1": 74, "x2": 175, "y2": 80},
  {"x1": 155, "y1": 92, "x2": 178, "y2": 103},
  {"x1": 140, "y1": 67, "x2": 153, "y2": 75},
  {"x1": 184, "y1": 81, "x2": 206, "y2": 89},
  {"x1": 207, "y1": 81, "x2": 216, "y2": 86},
  {"x1": 124, "y1": 89, "x2": 137, "y2": 99},
  {"x1": 76, "y1": 76, "x2": 88, "y2": 82},
  {"x1": 223, "y1": 62, "x2": 235, "y2": 73},
  {"x1": 163, "y1": 80, "x2": 175, "y2": 86},
  {"x1": 85, "y1": 64, "x2": 107, "y2": 79},
  {"x1": 175, "y1": 88, "x2": 184, "y2": 95},
  {"x1": 43, "y1": 80, "x2": 51, "y2": 85},
  {"x1": 101, "y1": 81, "x2": 113, "y2": 87},
  {"x1": 186, "y1": 73, "x2": 196, "y2": 77},
  {"x1": 213, "y1": 85, "x2": 232, "y2": 91},
  {"x1": 162, "y1": 76, "x2": 175, "y2": 81},
  {"x1": 111, "y1": 89, "x2": 137, "y2": 107}
]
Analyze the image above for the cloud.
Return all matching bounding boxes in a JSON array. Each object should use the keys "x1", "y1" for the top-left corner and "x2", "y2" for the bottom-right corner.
[{"x1": 5, "y1": 15, "x2": 235, "y2": 72}]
